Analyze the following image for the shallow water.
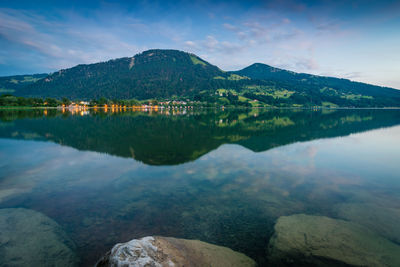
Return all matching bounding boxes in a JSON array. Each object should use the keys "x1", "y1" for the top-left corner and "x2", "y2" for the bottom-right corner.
[{"x1": 0, "y1": 108, "x2": 399, "y2": 266}]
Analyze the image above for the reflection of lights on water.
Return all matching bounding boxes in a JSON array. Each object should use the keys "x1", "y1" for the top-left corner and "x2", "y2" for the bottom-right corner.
[
  {"x1": 43, "y1": 110, "x2": 48, "y2": 116},
  {"x1": 55, "y1": 105, "x2": 197, "y2": 116}
]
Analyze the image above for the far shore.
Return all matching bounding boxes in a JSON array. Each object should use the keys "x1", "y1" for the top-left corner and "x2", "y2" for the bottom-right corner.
[{"x1": 1, "y1": 105, "x2": 400, "y2": 110}]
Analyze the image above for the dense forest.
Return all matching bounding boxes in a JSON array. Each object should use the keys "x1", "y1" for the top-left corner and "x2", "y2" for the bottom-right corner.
[
  {"x1": 1, "y1": 49, "x2": 399, "y2": 107},
  {"x1": 0, "y1": 74, "x2": 47, "y2": 94}
]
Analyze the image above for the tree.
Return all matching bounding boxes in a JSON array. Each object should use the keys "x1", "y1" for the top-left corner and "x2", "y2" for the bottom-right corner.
[
  {"x1": 62, "y1": 97, "x2": 71, "y2": 106},
  {"x1": 98, "y1": 97, "x2": 109, "y2": 105},
  {"x1": 44, "y1": 97, "x2": 59, "y2": 107}
]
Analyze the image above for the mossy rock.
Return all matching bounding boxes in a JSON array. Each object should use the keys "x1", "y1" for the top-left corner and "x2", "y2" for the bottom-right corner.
[
  {"x1": 335, "y1": 203, "x2": 400, "y2": 244},
  {"x1": 0, "y1": 208, "x2": 78, "y2": 267},
  {"x1": 268, "y1": 214, "x2": 400, "y2": 266}
]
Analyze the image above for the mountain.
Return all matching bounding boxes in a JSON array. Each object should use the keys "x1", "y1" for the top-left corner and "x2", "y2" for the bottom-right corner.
[
  {"x1": 0, "y1": 74, "x2": 47, "y2": 95},
  {"x1": 234, "y1": 63, "x2": 400, "y2": 106},
  {"x1": 234, "y1": 63, "x2": 299, "y2": 81},
  {"x1": 4, "y1": 49, "x2": 400, "y2": 107},
  {"x1": 16, "y1": 49, "x2": 225, "y2": 100}
]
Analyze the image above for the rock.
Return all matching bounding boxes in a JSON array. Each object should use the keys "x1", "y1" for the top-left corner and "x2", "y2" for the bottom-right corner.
[
  {"x1": 96, "y1": 236, "x2": 256, "y2": 267},
  {"x1": 335, "y1": 203, "x2": 400, "y2": 244},
  {"x1": 0, "y1": 208, "x2": 78, "y2": 267},
  {"x1": 268, "y1": 214, "x2": 400, "y2": 267}
]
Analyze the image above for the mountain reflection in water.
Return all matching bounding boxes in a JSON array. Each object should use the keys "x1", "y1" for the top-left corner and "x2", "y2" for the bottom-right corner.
[
  {"x1": 0, "y1": 108, "x2": 399, "y2": 165},
  {"x1": 0, "y1": 108, "x2": 399, "y2": 266}
]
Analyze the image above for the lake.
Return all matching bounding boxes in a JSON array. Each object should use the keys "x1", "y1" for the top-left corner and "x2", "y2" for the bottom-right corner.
[{"x1": 0, "y1": 108, "x2": 400, "y2": 266}]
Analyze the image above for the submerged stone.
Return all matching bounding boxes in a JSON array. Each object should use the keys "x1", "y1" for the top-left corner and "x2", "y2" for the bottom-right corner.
[
  {"x1": 0, "y1": 208, "x2": 78, "y2": 267},
  {"x1": 336, "y1": 203, "x2": 400, "y2": 244},
  {"x1": 96, "y1": 236, "x2": 256, "y2": 267},
  {"x1": 268, "y1": 214, "x2": 400, "y2": 267}
]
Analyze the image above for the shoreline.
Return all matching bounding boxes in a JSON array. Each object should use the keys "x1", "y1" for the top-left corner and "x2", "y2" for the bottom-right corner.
[{"x1": 1, "y1": 106, "x2": 400, "y2": 110}]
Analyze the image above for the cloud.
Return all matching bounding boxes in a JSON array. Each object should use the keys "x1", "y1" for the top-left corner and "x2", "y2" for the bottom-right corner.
[
  {"x1": 0, "y1": 8, "x2": 143, "y2": 72},
  {"x1": 318, "y1": 71, "x2": 364, "y2": 80},
  {"x1": 340, "y1": 72, "x2": 364, "y2": 79},
  {"x1": 0, "y1": 7, "x2": 192, "y2": 73},
  {"x1": 268, "y1": 55, "x2": 319, "y2": 73},
  {"x1": 225, "y1": 18, "x2": 303, "y2": 46},
  {"x1": 204, "y1": 35, "x2": 219, "y2": 50},
  {"x1": 242, "y1": 22, "x2": 270, "y2": 40},
  {"x1": 293, "y1": 57, "x2": 319, "y2": 71},
  {"x1": 184, "y1": 40, "x2": 197, "y2": 48},
  {"x1": 223, "y1": 23, "x2": 239, "y2": 32},
  {"x1": 315, "y1": 21, "x2": 340, "y2": 33},
  {"x1": 185, "y1": 35, "x2": 247, "y2": 56}
]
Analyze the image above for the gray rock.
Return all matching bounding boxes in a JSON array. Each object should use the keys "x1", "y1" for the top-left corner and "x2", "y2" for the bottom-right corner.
[
  {"x1": 0, "y1": 208, "x2": 78, "y2": 267},
  {"x1": 268, "y1": 214, "x2": 400, "y2": 267},
  {"x1": 96, "y1": 236, "x2": 256, "y2": 267},
  {"x1": 335, "y1": 203, "x2": 400, "y2": 244}
]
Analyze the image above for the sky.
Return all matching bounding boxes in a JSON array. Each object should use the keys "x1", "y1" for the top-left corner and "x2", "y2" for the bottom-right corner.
[{"x1": 0, "y1": 0, "x2": 399, "y2": 88}]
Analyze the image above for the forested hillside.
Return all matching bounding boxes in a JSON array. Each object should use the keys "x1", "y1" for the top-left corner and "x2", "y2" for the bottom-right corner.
[
  {"x1": 0, "y1": 74, "x2": 47, "y2": 94},
  {"x1": 2, "y1": 49, "x2": 399, "y2": 107}
]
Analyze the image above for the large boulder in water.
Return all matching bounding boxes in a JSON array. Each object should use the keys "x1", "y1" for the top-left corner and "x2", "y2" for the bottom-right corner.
[
  {"x1": 268, "y1": 214, "x2": 400, "y2": 266},
  {"x1": 335, "y1": 203, "x2": 400, "y2": 244},
  {"x1": 96, "y1": 236, "x2": 256, "y2": 267},
  {"x1": 0, "y1": 208, "x2": 78, "y2": 267}
]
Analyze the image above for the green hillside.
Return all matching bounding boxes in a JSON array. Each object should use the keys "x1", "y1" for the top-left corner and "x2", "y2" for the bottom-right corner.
[
  {"x1": 0, "y1": 74, "x2": 47, "y2": 94},
  {"x1": 17, "y1": 49, "x2": 226, "y2": 100},
  {"x1": 234, "y1": 63, "x2": 400, "y2": 107},
  {"x1": 3, "y1": 49, "x2": 400, "y2": 107}
]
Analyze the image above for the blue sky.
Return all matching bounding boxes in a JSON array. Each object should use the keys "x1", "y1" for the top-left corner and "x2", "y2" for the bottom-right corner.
[{"x1": 0, "y1": 0, "x2": 399, "y2": 88}]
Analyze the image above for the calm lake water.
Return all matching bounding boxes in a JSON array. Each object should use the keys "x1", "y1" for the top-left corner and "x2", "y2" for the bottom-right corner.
[{"x1": 0, "y1": 108, "x2": 400, "y2": 266}]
